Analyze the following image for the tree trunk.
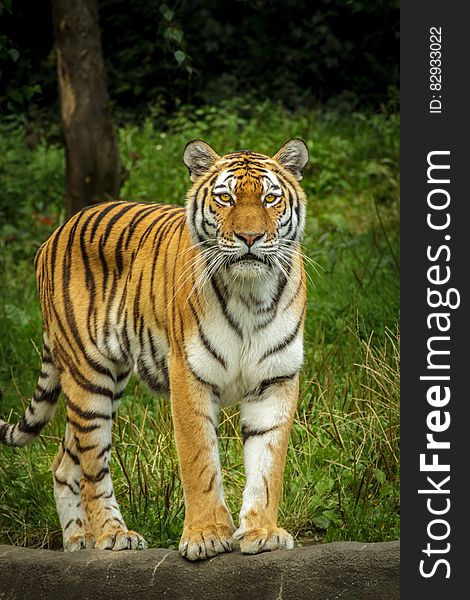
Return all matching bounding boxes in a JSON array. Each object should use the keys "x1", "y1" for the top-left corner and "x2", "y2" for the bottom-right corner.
[{"x1": 52, "y1": 0, "x2": 122, "y2": 217}]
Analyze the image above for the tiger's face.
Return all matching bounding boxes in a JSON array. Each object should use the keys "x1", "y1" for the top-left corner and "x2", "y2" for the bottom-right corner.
[{"x1": 184, "y1": 139, "x2": 309, "y2": 277}]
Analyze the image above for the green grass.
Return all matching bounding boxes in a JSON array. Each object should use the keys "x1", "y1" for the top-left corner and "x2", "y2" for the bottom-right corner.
[{"x1": 0, "y1": 101, "x2": 399, "y2": 549}]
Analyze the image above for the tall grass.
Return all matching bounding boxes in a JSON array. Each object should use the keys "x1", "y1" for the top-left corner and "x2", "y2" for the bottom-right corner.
[{"x1": 0, "y1": 102, "x2": 399, "y2": 549}]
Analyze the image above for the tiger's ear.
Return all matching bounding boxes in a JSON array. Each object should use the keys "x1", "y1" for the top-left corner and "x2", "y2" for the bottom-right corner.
[
  {"x1": 183, "y1": 140, "x2": 220, "y2": 182},
  {"x1": 273, "y1": 138, "x2": 309, "y2": 181}
]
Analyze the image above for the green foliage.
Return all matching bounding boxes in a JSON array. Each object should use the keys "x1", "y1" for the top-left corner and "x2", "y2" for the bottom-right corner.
[
  {"x1": 0, "y1": 124, "x2": 65, "y2": 264},
  {"x1": 0, "y1": 0, "x2": 54, "y2": 118},
  {"x1": 0, "y1": 102, "x2": 399, "y2": 548},
  {"x1": 1, "y1": 0, "x2": 398, "y2": 119}
]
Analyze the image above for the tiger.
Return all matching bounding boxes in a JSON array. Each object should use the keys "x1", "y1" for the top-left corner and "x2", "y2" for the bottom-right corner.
[{"x1": 0, "y1": 138, "x2": 309, "y2": 560}]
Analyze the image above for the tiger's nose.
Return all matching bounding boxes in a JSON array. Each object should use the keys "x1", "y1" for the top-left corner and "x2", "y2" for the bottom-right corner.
[{"x1": 234, "y1": 231, "x2": 264, "y2": 247}]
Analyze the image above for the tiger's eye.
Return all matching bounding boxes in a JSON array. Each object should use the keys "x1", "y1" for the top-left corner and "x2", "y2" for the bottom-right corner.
[
  {"x1": 220, "y1": 193, "x2": 232, "y2": 202},
  {"x1": 265, "y1": 193, "x2": 276, "y2": 203}
]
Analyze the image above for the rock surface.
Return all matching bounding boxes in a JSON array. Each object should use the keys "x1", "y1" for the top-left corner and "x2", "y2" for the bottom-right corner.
[{"x1": 0, "y1": 540, "x2": 399, "y2": 600}]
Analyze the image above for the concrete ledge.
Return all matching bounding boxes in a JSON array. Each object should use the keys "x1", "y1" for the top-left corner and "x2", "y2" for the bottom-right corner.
[{"x1": 0, "y1": 541, "x2": 399, "y2": 600}]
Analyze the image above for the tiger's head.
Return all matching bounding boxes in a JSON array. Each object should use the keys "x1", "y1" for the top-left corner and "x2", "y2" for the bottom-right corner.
[{"x1": 184, "y1": 139, "x2": 309, "y2": 277}]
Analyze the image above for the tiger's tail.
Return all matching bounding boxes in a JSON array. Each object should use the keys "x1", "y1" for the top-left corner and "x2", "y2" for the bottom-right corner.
[{"x1": 0, "y1": 342, "x2": 61, "y2": 447}]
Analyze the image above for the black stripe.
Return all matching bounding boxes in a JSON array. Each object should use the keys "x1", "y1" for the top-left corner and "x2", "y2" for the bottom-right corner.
[
  {"x1": 98, "y1": 239, "x2": 110, "y2": 300},
  {"x1": 101, "y1": 203, "x2": 137, "y2": 246},
  {"x1": 257, "y1": 372, "x2": 298, "y2": 395},
  {"x1": 147, "y1": 212, "x2": 184, "y2": 316},
  {"x1": 199, "y1": 188, "x2": 213, "y2": 239},
  {"x1": 137, "y1": 359, "x2": 168, "y2": 393},
  {"x1": 33, "y1": 385, "x2": 61, "y2": 404},
  {"x1": 82, "y1": 467, "x2": 110, "y2": 482},
  {"x1": 285, "y1": 275, "x2": 303, "y2": 311},
  {"x1": 49, "y1": 222, "x2": 66, "y2": 294},
  {"x1": 102, "y1": 271, "x2": 120, "y2": 346},
  {"x1": 52, "y1": 336, "x2": 81, "y2": 378},
  {"x1": 18, "y1": 417, "x2": 48, "y2": 435},
  {"x1": 192, "y1": 372, "x2": 219, "y2": 396},
  {"x1": 136, "y1": 205, "x2": 182, "y2": 251},
  {"x1": 283, "y1": 191, "x2": 296, "y2": 239},
  {"x1": 196, "y1": 187, "x2": 209, "y2": 238},
  {"x1": 66, "y1": 396, "x2": 111, "y2": 421},
  {"x1": 112, "y1": 389, "x2": 126, "y2": 403},
  {"x1": 67, "y1": 417, "x2": 101, "y2": 434},
  {"x1": 53, "y1": 474, "x2": 79, "y2": 495},
  {"x1": 89, "y1": 202, "x2": 122, "y2": 243},
  {"x1": 211, "y1": 275, "x2": 243, "y2": 338},
  {"x1": 147, "y1": 329, "x2": 169, "y2": 387},
  {"x1": 154, "y1": 212, "x2": 185, "y2": 313},
  {"x1": 59, "y1": 214, "x2": 115, "y2": 380},
  {"x1": 185, "y1": 358, "x2": 220, "y2": 397},
  {"x1": 252, "y1": 272, "x2": 289, "y2": 315},
  {"x1": 80, "y1": 209, "x2": 98, "y2": 292},
  {"x1": 115, "y1": 233, "x2": 127, "y2": 275},
  {"x1": 203, "y1": 472, "x2": 216, "y2": 493},
  {"x1": 168, "y1": 225, "x2": 185, "y2": 342},
  {"x1": 114, "y1": 226, "x2": 130, "y2": 275},
  {"x1": 120, "y1": 316, "x2": 132, "y2": 360},
  {"x1": 124, "y1": 204, "x2": 162, "y2": 250},
  {"x1": 253, "y1": 276, "x2": 289, "y2": 329},
  {"x1": 80, "y1": 210, "x2": 99, "y2": 344},
  {"x1": 0, "y1": 423, "x2": 8, "y2": 444},
  {"x1": 66, "y1": 363, "x2": 114, "y2": 399},
  {"x1": 97, "y1": 443, "x2": 112, "y2": 458},
  {"x1": 74, "y1": 438, "x2": 98, "y2": 453},
  {"x1": 241, "y1": 424, "x2": 279, "y2": 443},
  {"x1": 167, "y1": 218, "x2": 187, "y2": 310},
  {"x1": 88, "y1": 490, "x2": 113, "y2": 501},
  {"x1": 189, "y1": 173, "x2": 216, "y2": 241},
  {"x1": 63, "y1": 519, "x2": 74, "y2": 531},
  {"x1": 194, "y1": 409, "x2": 218, "y2": 435},
  {"x1": 189, "y1": 300, "x2": 227, "y2": 369},
  {"x1": 65, "y1": 447, "x2": 80, "y2": 465},
  {"x1": 259, "y1": 309, "x2": 304, "y2": 362},
  {"x1": 116, "y1": 276, "x2": 129, "y2": 325},
  {"x1": 264, "y1": 476, "x2": 270, "y2": 508},
  {"x1": 133, "y1": 271, "x2": 144, "y2": 333},
  {"x1": 101, "y1": 516, "x2": 125, "y2": 528},
  {"x1": 113, "y1": 204, "x2": 156, "y2": 274},
  {"x1": 85, "y1": 356, "x2": 114, "y2": 383},
  {"x1": 116, "y1": 370, "x2": 131, "y2": 383}
]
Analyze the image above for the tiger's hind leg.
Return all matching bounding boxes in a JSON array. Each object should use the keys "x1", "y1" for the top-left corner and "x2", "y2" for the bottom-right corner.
[
  {"x1": 60, "y1": 368, "x2": 147, "y2": 551},
  {"x1": 52, "y1": 424, "x2": 95, "y2": 551}
]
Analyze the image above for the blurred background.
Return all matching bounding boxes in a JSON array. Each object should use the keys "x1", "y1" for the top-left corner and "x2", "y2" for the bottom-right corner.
[
  {"x1": 0, "y1": 0, "x2": 399, "y2": 550},
  {"x1": 1, "y1": 0, "x2": 398, "y2": 118}
]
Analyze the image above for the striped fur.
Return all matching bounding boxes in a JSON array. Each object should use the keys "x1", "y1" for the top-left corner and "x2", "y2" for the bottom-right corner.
[{"x1": 0, "y1": 139, "x2": 309, "y2": 559}]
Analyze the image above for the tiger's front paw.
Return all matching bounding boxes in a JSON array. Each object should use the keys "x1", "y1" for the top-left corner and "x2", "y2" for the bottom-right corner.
[
  {"x1": 179, "y1": 525, "x2": 234, "y2": 561},
  {"x1": 64, "y1": 532, "x2": 95, "y2": 552},
  {"x1": 233, "y1": 526, "x2": 294, "y2": 555}
]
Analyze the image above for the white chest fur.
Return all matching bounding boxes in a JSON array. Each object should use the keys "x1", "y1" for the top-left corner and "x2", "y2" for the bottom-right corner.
[{"x1": 185, "y1": 271, "x2": 304, "y2": 406}]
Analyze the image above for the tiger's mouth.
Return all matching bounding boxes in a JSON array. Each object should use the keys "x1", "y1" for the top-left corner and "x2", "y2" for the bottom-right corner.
[
  {"x1": 231, "y1": 253, "x2": 266, "y2": 264},
  {"x1": 226, "y1": 252, "x2": 271, "y2": 275}
]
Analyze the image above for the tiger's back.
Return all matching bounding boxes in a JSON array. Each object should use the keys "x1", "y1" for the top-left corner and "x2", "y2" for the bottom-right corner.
[{"x1": 35, "y1": 201, "x2": 189, "y2": 396}]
